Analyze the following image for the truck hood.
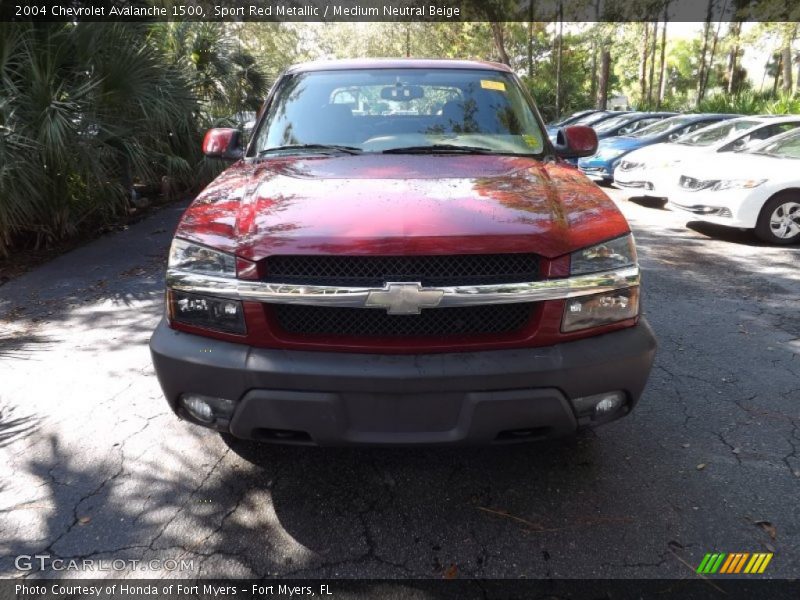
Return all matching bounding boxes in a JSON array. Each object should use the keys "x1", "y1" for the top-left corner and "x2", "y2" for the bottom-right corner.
[{"x1": 176, "y1": 154, "x2": 630, "y2": 261}]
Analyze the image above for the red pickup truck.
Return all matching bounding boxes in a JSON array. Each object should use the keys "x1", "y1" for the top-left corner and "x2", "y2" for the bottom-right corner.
[{"x1": 150, "y1": 59, "x2": 656, "y2": 445}]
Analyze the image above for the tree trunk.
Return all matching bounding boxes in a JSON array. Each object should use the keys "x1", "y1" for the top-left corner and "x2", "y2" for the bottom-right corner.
[
  {"x1": 590, "y1": 40, "x2": 597, "y2": 107},
  {"x1": 773, "y1": 52, "x2": 783, "y2": 96},
  {"x1": 648, "y1": 21, "x2": 658, "y2": 105},
  {"x1": 702, "y1": 17, "x2": 724, "y2": 98},
  {"x1": 527, "y1": 20, "x2": 533, "y2": 78},
  {"x1": 598, "y1": 49, "x2": 610, "y2": 110},
  {"x1": 555, "y1": 4, "x2": 563, "y2": 119},
  {"x1": 490, "y1": 23, "x2": 511, "y2": 66},
  {"x1": 727, "y1": 21, "x2": 741, "y2": 94},
  {"x1": 696, "y1": 0, "x2": 714, "y2": 106},
  {"x1": 796, "y1": 53, "x2": 800, "y2": 96},
  {"x1": 782, "y1": 45, "x2": 793, "y2": 94},
  {"x1": 657, "y1": 13, "x2": 668, "y2": 107},
  {"x1": 640, "y1": 22, "x2": 649, "y2": 103}
]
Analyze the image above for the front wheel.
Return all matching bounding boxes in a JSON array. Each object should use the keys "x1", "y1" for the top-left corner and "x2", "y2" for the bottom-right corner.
[{"x1": 755, "y1": 193, "x2": 800, "y2": 245}]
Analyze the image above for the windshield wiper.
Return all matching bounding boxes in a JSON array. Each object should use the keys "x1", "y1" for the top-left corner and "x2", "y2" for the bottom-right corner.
[
  {"x1": 258, "y1": 144, "x2": 362, "y2": 156},
  {"x1": 382, "y1": 144, "x2": 495, "y2": 155}
]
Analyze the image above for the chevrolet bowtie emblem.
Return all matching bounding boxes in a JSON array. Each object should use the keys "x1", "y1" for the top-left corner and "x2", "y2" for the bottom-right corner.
[{"x1": 365, "y1": 282, "x2": 444, "y2": 315}]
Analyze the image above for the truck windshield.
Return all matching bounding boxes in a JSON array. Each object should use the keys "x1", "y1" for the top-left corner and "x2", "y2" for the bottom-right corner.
[{"x1": 252, "y1": 68, "x2": 546, "y2": 156}]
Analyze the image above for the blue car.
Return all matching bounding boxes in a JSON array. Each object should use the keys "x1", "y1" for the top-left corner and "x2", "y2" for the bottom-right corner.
[
  {"x1": 558, "y1": 112, "x2": 677, "y2": 166},
  {"x1": 578, "y1": 113, "x2": 739, "y2": 182}
]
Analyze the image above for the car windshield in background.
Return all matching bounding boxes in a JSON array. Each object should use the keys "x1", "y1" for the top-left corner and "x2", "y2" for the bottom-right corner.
[
  {"x1": 572, "y1": 112, "x2": 612, "y2": 126},
  {"x1": 593, "y1": 114, "x2": 637, "y2": 133},
  {"x1": 628, "y1": 116, "x2": 695, "y2": 138},
  {"x1": 749, "y1": 130, "x2": 800, "y2": 159},
  {"x1": 675, "y1": 119, "x2": 759, "y2": 146},
  {"x1": 253, "y1": 69, "x2": 545, "y2": 156}
]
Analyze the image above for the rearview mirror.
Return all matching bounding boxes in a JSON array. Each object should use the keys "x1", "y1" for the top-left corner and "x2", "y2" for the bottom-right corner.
[
  {"x1": 554, "y1": 125, "x2": 598, "y2": 159},
  {"x1": 202, "y1": 128, "x2": 244, "y2": 160}
]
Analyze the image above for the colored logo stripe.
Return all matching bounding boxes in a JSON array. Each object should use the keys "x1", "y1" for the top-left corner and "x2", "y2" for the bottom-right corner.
[
  {"x1": 697, "y1": 553, "x2": 773, "y2": 574},
  {"x1": 697, "y1": 553, "x2": 726, "y2": 574},
  {"x1": 721, "y1": 553, "x2": 749, "y2": 573},
  {"x1": 744, "y1": 553, "x2": 773, "y2": 574}
]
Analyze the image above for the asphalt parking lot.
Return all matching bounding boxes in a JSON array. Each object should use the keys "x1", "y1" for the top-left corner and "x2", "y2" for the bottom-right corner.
[{"x1": 1, "y1": 187, "x2": 798, "y2": 580}]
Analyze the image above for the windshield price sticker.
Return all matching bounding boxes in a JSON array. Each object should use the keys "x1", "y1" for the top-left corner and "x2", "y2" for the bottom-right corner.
[{"x1": 480, "y1": 80, "x2": 507, "y2": 92}]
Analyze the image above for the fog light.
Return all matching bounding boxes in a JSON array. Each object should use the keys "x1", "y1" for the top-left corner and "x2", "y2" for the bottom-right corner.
[
  {"x1": 595, "y1": 395, "x2": 622, "y2": 414},
  {"x1": 571, "y1": 391, "x2": 625, "y2": 421},
  {"x1": 180, "y1": 394, "x2": 235, "y2": 424}
]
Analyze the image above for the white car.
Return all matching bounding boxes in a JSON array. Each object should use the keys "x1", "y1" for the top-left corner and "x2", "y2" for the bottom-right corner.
[
  {"x1": 613, "y1": 115, "x2": 800, "y2": 200},
  {"x1": 669, "y1": 128, "x2": 800, "y2": 244}
]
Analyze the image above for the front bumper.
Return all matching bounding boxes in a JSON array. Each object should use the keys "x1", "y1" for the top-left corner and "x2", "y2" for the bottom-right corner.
[
  {"x1": 149, "y1": 318, "x2": 657, "y2": 446},
  {"x1": 578, "y1": 157, "x2": 621, "y2": 181},
  {"x1": 668, "y1": 189, "x2": 757, "y2": 228}
]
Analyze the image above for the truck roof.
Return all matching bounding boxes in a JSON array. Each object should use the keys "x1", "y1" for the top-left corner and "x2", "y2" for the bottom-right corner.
[{"x1": 286, "y1": 58, "x2": 513, "y2": 74}]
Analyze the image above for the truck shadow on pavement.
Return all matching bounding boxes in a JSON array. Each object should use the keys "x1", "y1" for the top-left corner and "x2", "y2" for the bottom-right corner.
[{"x1": 3, "y1": 425, "x2": 658, "y2": 579}]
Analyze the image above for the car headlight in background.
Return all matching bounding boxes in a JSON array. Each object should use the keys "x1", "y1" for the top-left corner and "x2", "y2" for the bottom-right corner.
[
  {"x1": 711, "y1": 178, "x2": 766, "y2": 191},
  {"x1": 618, "y1": 160, "x2": 643, "y2": 171},
  {"x1": 570, "y1": 234, "x2": 637, "y2": 275},
  {"x1": 169, "y1": 238, "x2": 236, "y2": 277},
  {"x1": 564, "y1": 234, "x2": 640, "y2": 332},
  {"x1": 680, "y1": 176, "x2": 766, "y2": 192}
]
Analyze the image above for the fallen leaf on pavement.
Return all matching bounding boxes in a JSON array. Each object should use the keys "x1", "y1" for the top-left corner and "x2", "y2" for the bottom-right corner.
[
  {"x1": 696, "y1": 463, "x2": 706, "y2": 470},
  {"x1": 755, "y1": 520, "x2": 777, "y2": 540}
]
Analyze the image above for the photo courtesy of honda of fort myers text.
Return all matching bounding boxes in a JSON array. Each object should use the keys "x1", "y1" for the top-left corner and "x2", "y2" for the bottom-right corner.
[{"x1": 1, "y1": 0, "x2": 799, "y2": 598}]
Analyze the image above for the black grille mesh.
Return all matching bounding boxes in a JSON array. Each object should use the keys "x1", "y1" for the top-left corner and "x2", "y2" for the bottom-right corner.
[
  {"x1": 264, "y1": 254, "x2": 539, "y2": 286},
  {"x1": 272, "y1": 303, "x2": 536, "y2": 338}
]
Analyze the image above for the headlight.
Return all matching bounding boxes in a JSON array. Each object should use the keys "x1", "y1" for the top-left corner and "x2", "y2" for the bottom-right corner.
[
  {"x1": 619, "y1": 160, "x2": 643, "y2": 171},
  {"x1": 570, "y1": 234, "x2": 637, "y2": 275},
  {"x1": 168, "y1": 290, "x2": 246, "y2": 334},
  {"x1": 169, "y1": 238, "x2": 236, "y2": 278},
  {"x1": 711, "y1": 178, "x2": 766, "y2": 191},
  {"x1": 167, "y1": 239, "x2": 244, "y2": 334},
  {"x1": 562, "y1": 287, "x2": 640, "y2": 333}
]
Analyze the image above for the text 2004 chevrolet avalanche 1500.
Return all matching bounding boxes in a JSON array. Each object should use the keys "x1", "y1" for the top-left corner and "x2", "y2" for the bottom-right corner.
[{"x1": 149, "y1": 59, "x2": 657, "y2": 446}]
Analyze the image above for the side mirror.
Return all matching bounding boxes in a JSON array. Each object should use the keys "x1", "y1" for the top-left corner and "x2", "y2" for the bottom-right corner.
[
  {"x1": 667, "y1": 132, "x2": 681, "y2": 142},
  {"x1": 554, "y1": 125, "x2": 598, "y2": 159},
  {"x1": 202, "y1": 128, "x2": 244, "y2": 160}
]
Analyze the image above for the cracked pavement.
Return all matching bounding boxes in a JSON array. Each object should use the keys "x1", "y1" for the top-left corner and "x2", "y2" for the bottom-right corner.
[{"x1": 0, "y1": 189, "x2": 798, "y2": 580}]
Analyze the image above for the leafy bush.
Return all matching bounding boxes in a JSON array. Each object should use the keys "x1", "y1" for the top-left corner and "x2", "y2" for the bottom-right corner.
[
  {"x1": 0, "y1": 22, "x2": 268, "y2": 257},
  {"x1": 0, "y1": 23, "x2": 205, "y2": 255}
]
